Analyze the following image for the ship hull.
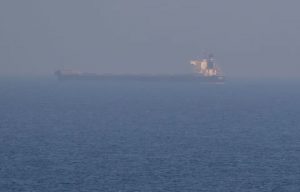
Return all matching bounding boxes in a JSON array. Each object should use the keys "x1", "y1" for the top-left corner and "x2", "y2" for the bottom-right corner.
[{"x1": 55, "y1": 71, "x2": 225, "y2": 83}]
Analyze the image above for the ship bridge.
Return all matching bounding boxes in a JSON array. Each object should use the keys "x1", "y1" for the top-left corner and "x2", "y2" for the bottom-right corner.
[{"x1": 190, "y1": 55, "x2": 222, "y2": 77}]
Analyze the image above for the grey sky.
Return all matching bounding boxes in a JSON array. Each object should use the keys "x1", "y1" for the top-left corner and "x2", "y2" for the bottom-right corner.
[{"x1": 0, "y1": 0, "x2": 299, "y2": 77}]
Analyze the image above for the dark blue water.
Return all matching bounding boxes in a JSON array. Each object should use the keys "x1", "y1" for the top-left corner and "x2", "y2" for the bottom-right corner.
[{"x1": 1, "y1": 78, "x2": 300, "y2": 192}]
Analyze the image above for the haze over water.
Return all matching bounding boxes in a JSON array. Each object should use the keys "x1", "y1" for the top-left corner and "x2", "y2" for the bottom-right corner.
[
  {"x1": 1, "y1": 1, "x2": 300, "y2": 192},
  {"x1": 0, "y1": 0, "x2": 300, "y2": 78}
]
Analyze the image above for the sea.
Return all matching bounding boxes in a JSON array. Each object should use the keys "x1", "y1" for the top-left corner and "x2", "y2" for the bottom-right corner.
[{"x1": 0, "y1": 78, "x2": 300, "y2": 192}]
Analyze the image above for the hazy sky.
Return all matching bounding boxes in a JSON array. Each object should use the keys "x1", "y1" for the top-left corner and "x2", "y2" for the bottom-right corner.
[{"x1": 0, "y1": 0, "x2": 300, "y2": 77}]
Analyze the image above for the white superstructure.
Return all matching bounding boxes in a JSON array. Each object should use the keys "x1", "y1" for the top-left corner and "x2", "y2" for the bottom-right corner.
[{"x1": 190, "y1": 54, "x2": 222, "y2": 77}]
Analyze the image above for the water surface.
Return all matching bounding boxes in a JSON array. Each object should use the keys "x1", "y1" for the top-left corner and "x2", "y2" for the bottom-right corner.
[{"x1": 0, "y1": 78, "x2": 300, "y2": 191}]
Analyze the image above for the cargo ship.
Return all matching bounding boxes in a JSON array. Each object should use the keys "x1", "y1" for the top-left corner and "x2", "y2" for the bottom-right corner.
[{"x1": 55, "y1": 54, "x2": 225, "y2": 83}]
